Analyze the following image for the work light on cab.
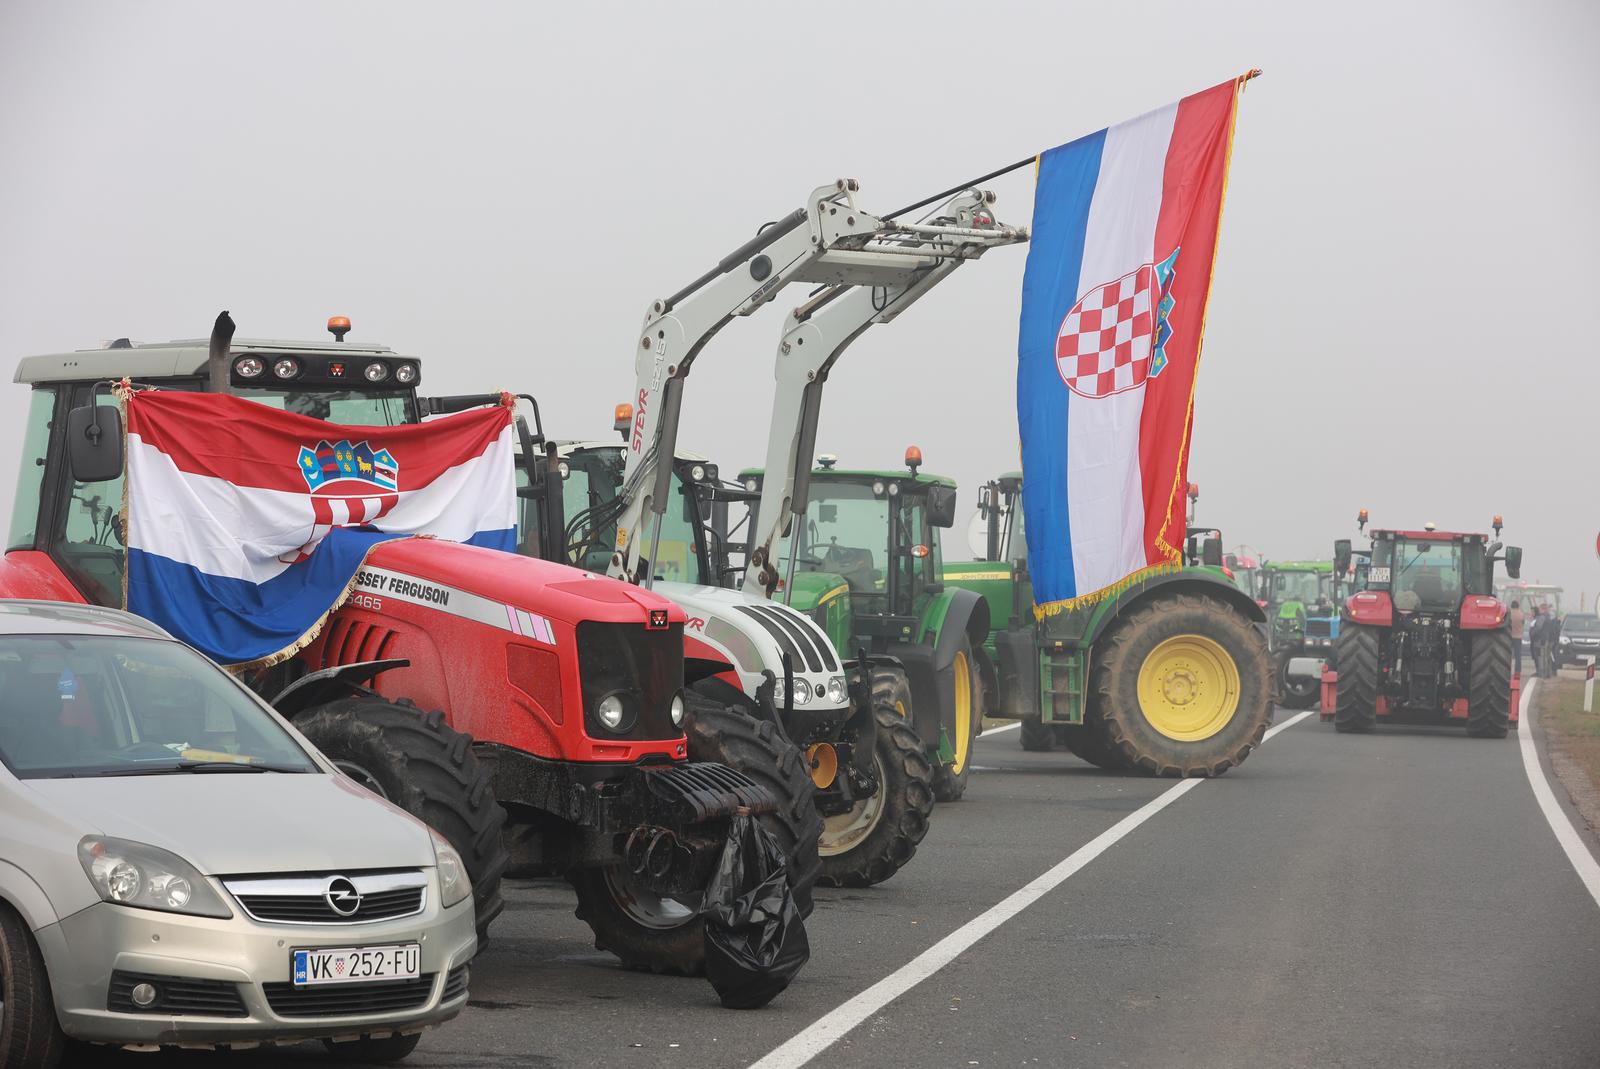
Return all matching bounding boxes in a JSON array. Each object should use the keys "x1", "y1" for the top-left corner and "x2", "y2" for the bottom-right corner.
[
  {"x1": 234, "y1": 355, "x2": 264, "y2": 379},
  {"x1": 364, "y1": 361, "x2": 389, "y2": 382},
  {"x1": 272, "y1": 357, "x2": 300, "y2": 380}
]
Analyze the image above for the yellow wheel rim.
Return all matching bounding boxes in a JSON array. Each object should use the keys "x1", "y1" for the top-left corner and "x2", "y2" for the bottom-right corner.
[
  {"x1": 1136, "y1": 634, "x2": 1241, "y2": 742},
  {"x1": 805, "y1": 743, "x2": 838, "y2": 789},
  {"x1": 950, "y1": 651, "x2": 973, "y2": 773}
]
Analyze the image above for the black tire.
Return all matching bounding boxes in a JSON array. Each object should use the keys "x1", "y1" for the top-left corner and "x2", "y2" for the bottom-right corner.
[
  {"x1": 1019, "y1": 716, "x2": 1057, "y2": 751},
  {"x1": 1275, "y1": 649, "x2": 1321, "y2": 710},
  {"x1": 322, "y1": 1033, "x2": 423, "y2": 1063},
  {"x1": 1466, "y1": 627, "x2": 1513, "y2": 739},
  {"x1": 1333, "y1": 624, "x2": 1380, "y2": 734},
  {"x1": 682, "y1": 695, "x2": 821, "y2": 917},
  {"x1": 0, "y1": 903, "x2": 66, "y2": 1069},
  {"x1": 931, "y1": 639, "x2": 984, "y2": 802},
  {"x1": 294, "y1": 697, "x2": 508, "y2": 944},
  {"x1": 817, "y1": 668, "x2": 935, "y2": 887},
  {"x1": 1092, "y1": 593, "x2": 1273, "y2": 776},
  {"x1": 1057, "y1": 717, "x2": 1133, "y2": 770}
]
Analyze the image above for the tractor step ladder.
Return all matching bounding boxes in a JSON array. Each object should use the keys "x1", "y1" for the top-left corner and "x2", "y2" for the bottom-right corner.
[{"x1": 1040, "y1": 643, "x2": 1087, "y2": 725}]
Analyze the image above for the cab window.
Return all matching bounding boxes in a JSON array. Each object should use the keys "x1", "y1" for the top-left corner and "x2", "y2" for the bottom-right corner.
[
  {"x1": 8, "y1": 388, "x2": 57, "y2": 551},
  {"x1": 51, "y1": 386, "x2": 127, "y2": 607}
]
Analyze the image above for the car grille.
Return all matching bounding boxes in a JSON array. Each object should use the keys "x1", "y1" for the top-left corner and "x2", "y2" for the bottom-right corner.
[
  {"x1": 575, "y1": 621, "x2": 685, "y2": 741},
  {"x1": 222, "y1": 871, "x2": 427, "y2": 925},
  {"x1": 442, "y1": 964, "x2": 469, "y2": 1002},
  {"x1": 263, "y1": 974, "x2": 435, "y2": 1018},
  {"x1": 108, "y1": 971, "x2": 248, "y2": 1017}
]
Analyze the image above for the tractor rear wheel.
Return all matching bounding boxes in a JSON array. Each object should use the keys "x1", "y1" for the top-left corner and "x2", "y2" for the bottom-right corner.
[
  {"x1": 1466, "y1": 628, "x2": 1513, "y2": 739},
  {"x1": 931, "y1": 641, "x2": 983, "y2": 802},
  {"x1": 1019, "y1": 716, "x2": 1056, "y2": 751},
  {"x1": 1091, "y1": 593, "x2": 1272, "y2": 776},
  {"x1": 1057, "y1": 717, "x2": 1133, "y2": 770},
  {"x1": 1333, "y1": 625, "x2": 1380, "y2": 734},
  {"x1": 294, "y1": 697, "x2": 508, "y2": 944},
  {"x1": 1275, "y1": 650, "x2": 1321, "y2": 709},
  {"x1": 817, "y1": 668, "x2": 935, "y2": 887},
  {"x1": 682, "y1": 695, "x2": 821, "y2": 917}
]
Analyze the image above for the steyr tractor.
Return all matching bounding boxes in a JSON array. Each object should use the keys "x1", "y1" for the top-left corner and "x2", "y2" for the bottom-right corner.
[
  {"x1": 530, "y1": 436, "x2": 938, "y2": 888},
  {"x1": 1328, "y1": 514, "x2": 1523, "y2": 737},
  {"x1": 1, "y1": 315, "x2": 814, "y2": 974},
  {"x1": 953, "y1": 472, "x2": 1272, "y2": 776},
  {"x1": 1256, "y1": 560, "x2": 1336, "y2": 709}
]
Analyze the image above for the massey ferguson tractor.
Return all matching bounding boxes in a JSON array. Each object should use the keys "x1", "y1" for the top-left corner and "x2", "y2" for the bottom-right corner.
[
  {"x1": 1327, "y1": 514, "x2": 1523, "y2": 737},
  {"x1": 0, "y1": 315, "x2": 818, "y2": 974},
  {"x1": 953, "y1": 472, "x2": 1273, "y2": 776}
]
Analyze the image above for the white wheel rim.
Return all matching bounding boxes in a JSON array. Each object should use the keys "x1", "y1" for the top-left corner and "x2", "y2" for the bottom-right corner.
[{"x1": 819, "y1": 751, "x2": 888, "y2": 857}]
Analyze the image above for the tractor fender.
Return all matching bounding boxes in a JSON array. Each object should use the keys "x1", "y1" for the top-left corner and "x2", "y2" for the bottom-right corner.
[
  {"x1": 889, "y1": 589, "x2": 991, "y2": 747},
  {"x1": 271, "y1": 659, "x2": 410, "y2": 717},
  {"x1": 1083, "y1": 570, "x2": 1266, "y2": 652}
]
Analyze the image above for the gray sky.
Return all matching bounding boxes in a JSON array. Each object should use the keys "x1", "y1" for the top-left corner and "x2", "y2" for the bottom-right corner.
[{"x1": 2, "y1": 0, "x2": 1596, "y2": 607}]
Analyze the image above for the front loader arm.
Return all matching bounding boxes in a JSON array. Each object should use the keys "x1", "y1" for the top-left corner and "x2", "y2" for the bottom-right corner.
[{"x1": 742, "y1": 191, "x2": 1029, "y2": 598}]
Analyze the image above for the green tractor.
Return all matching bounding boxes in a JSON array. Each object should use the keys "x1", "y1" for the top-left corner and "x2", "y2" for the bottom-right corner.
[
  {"x1": 1256, "y1": 560, "x2": 1336, "y2": 709},
  {"x1": 951, "y1": 472, "x2": 1273, "y2": 775},
  {"x1": 738, "y1": 449, "x2": 988, "y2": 807}
]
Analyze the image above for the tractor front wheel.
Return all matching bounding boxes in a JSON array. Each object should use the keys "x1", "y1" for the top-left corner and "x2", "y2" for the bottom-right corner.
[
  {"x1": 1466, "y1": 628, "x2": 1513, "y2": 739},
  {"x1": 1091, "y1": 593, "x2": 1272, "y2": 776},
  {"x1": 1057, "y1": 718, "x2": 1133, "y2": 770},
  {"x1": 294, "y1": 697, "x2": 508, "y2": 944},
  {"x1": 1333, "y1": 625, "x2": 1380, "y2": 734},
  {"x1": 1019, "y1": 716, "x2": 1056, "y2": 751},
  {"x1": 931, "y1": 641, "x2": 984, "y2": 802},
  {"x1": 1275, "y1": 650, "x2": 1321, "y2": 709}
]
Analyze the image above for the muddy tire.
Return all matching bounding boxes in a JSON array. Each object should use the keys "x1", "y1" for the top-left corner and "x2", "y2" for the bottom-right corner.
[
  {"x1": 1466, "y1": 628, "x2": 1513, "y2": 739},
  {"x1": 1333, "y1": 624, "x2": 1380, "y2": 734},
  {"x1": 817, "y1": 668, "x2": 935, "y2": 887},
  {"x1": 931, "y1": 640, "x2": 984, "y2": 802},
  {"x1": 1275, "y1": 650, "x2": 1321, "y2": 709},
  {"x1": 1092, "y1": 593, "x2": 1272, "y2": 776},
  {"x1": 294, "y1": 697, "x2": 508, "y2": 944},
  {"x1": 0, "y1": 904, "x2": 65, "y2": 1069},
  {"x1": 682, "y1": 695, "x2": 821, "y2": 917},
  {"x1": 1057, "y1": 717, "x2": 1133, "y2": 770},
  {"x1": 1019, "y1": 716, "x2": 1056, "y2": 751}
]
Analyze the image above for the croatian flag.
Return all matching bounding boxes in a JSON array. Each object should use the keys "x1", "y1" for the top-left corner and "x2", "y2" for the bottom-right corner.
[
  {"x1": 1017, "y1": 77, "x2": 1245, "y2": 615},
  {"x1": 125, "y1": 392, "x2": 516, "y2": 665}
]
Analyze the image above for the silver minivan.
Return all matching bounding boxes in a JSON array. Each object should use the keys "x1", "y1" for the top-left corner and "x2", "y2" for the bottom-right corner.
[{"x1": 0, "y1": 602, "x2": 476, "y2": 1064}]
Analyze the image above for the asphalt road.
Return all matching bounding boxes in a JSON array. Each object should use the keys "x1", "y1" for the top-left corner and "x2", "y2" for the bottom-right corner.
[{"x1": 90, "y1": 696, "x2": 1600, "y2": 1068}]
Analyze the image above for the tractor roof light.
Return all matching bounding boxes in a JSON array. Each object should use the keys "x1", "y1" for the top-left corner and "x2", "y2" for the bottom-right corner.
[
  {"x1": 393, "y1": 362, "x2": 418, "y2": 385},
  {"x1": 272, "y1": 357, "x2": 301, "y2": 380},
  {"x1": 234, "y1": 356, "x2": 264, "y2": 379},
  {"x1": 1492, "y1": 513, "x2": 1504, "y2": 535},
  {"x1": 910, "y1": 544, "x2": 930, "y2": 559},
  {"x1": 327, "y1": 316, "x2": 351, "y2": 342},
  {"x1": 1188, "y1": 483, "x2": 1200, "y2": 500},
  {"x1": 363, "y1": 361, "x2": 389, "y2": 383},
  {"x1": 904, "y1": 445, "x2": 923, "y2": 473},
  {"x1": 690, "y1": 464, "x2": 707, "y2": 482},
  {"x1": 614, "y1": 403, "x2": 633, "y2": 433}
]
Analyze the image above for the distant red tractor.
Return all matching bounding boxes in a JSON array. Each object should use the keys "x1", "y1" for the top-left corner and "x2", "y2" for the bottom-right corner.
[{"x1": 1325, "y1": 516, "x2": 1523, "y2": 737}]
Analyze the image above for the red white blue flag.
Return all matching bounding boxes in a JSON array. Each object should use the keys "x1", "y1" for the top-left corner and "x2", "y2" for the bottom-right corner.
[
  {"x1": 1017, "y1": 76, "x2": 1246, "y2": 615},
  {"x1": 124, "y1": 392, "x2": 515, "y2": 665}
]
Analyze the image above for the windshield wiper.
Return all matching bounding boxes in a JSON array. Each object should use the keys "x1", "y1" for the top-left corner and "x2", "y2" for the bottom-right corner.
[{"x1": 76, "y1": 761, "x2": 309, "y2": 777}]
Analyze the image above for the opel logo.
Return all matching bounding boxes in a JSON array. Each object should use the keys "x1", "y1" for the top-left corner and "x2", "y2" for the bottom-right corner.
[{"x1": 324, "y1": 877, "x2": 363, "y2": 917}]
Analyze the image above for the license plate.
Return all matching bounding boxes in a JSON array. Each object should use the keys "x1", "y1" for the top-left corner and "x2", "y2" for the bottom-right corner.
[
  {"x1": 292, "y1": 944, "x2": 420, "y2": 986},
  {"x1": 1368, "y1": 567, "x2": 1391, "y2": 583}
]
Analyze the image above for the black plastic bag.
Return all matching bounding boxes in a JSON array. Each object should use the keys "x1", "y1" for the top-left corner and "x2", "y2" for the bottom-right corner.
[{"x1": 702, "y1": 812, "x2": 810, "y2": 1009}]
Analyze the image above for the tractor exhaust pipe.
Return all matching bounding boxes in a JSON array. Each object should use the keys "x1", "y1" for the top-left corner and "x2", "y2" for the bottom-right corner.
[{"x1": 206, "y1": 310, "x2": 236, "y2": 394}]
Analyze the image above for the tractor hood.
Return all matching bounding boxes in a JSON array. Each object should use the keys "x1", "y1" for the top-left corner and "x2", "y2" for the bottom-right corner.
[{"x1": 360, "y1": 537, "x2": 684, "y2": 631}]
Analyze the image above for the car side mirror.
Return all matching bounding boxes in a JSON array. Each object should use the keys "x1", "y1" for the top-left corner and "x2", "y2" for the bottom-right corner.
[
  {"x1": 1201, "y1": 537, "x2": 1223, "y2": 567},
  {"x1": 1333, "y1": 539, "x2": 1352, "y2": 577},
  {"x1": 1504, "y1": 546, "x2": 1522, "y2": 579},
  {"x1": 927, "y1": 484, "x2": 958, "y2": 529},
  {"x1": 66, "y1": 404, "x2": 124, "y2": 483}
]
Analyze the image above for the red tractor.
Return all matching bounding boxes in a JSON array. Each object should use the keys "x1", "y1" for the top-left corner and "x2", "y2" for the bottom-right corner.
[
  {"x1": 1327, "y1": 515, "x2": 1523, "y2": 737},
  {"x1": 0, "y1": 315, "x2": 818, "y2": 973}
]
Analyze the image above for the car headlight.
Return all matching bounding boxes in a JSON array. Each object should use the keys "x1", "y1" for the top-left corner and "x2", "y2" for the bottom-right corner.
[
  {"x1": 596, "y1": 693, "x2": 628, "y2": 731},
  {"x1": 827, "y1": 676, "x2": 848, "y2": 705},
  {"x1": 430, "y1": 830, "x2": 471, "y2": 909},
  {"x1": 669, "y1": 691, "x2": 686, "y2": 726},
  {"x1": 791, "y1": 677, "x2": 812, "y2": 707},
  {"x1": 78, "y1": 836, "x2": 232, "y2": 918},
  {"x1": 1560, "y1": 636, "x2": 1571, "y2": 645}
]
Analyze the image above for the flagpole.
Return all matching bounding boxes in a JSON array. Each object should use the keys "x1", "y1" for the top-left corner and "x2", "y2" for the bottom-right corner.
[{"x1": 883, "y1": 68, "x2": 1262, "y2": 221}]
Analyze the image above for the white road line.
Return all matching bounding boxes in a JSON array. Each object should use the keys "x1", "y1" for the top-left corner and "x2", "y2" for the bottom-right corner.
[
  {"x1": 978, "y1": 721, "x2": 1019, "y2": 737},
  {"x1": 751, "y1": 709, "x2": 1315, "y2": 1069},
  {"x1": 1516, "y1": 678, "x2": 1600, "y2": 910}
]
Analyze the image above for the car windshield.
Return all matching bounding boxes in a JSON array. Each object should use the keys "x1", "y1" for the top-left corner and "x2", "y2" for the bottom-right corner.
[
  {"x1": 0, "y1": 635, "x2": 318, "y2": 779},
  {"x1": 236, "y1": 388, "x2": 415, "y2": 426},
  {"x1": 1389, "y1": 539, "x2": 1462, "y2": 612},
  {"x1": 1565, "y1": 614, "x2": 1599, "y2": 633}
]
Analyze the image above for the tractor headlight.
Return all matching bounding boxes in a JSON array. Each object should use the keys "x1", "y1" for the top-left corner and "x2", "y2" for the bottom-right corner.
[
  {"x1": 791, "y1": 677, "x2": 812, "y2": 707},
  {"x1": 78, "y1": 837, "x2": 232, "y2": 918},
  {"x1": 394, "y1": 362, "x2": 418, "y2": 385},
  {"x1": 430, "y1": 830, "x2": 471, "y2": 909},
  {"x1": 234, "y1": 356, "x2": 264, "y2": 379},
  {"x1": 596, "y1": 693, "x2": 628, "y2": 731},
  {"x1": 364, "y1": 361, "x2": 390, "y2": 383},
  {"x1": 744, "y1": 479, "x2": 758, "y2": 492},
  {"x1": 827, "y1": 676, "x2": 848, "y2": 705},
  {"x1": 272, "y1": 357, "x2": 301, "y2": 380},
  {"x1": 669, "y1": 691, "x2": 686, "y2": 726}
]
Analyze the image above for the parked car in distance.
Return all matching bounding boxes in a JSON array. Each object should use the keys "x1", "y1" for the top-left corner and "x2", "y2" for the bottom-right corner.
[
  {"x1": 1559, "y1": 613, "x2": 1600, "y2": 666},
  {"x1": 0, "y1": 601, "x2": 476, "y2": 1065}
]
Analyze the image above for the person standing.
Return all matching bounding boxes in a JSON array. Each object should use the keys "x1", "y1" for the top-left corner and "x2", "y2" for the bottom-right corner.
[
  {"x1": 1529, "y1": 605, "x2": 1549, "y2": 678},
  {"x1": 1508, "y1": 599, "x2": 1526, "y2": 676}
]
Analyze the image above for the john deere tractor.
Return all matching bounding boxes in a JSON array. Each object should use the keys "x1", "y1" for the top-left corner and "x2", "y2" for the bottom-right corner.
[
  {"x1": 1256, "y1": 560, "x2": 1336, "y2": 709},
  {"x1": 952, "y1": 472, "x2": 1272, "y2": 776}
]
